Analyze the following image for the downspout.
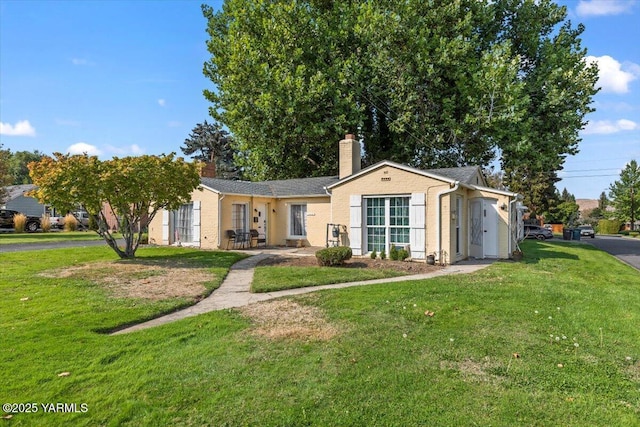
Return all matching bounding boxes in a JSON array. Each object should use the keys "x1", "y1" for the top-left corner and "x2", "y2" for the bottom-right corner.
[
  {"x1": 217, "y1": 194, "x2": 225, "y2": 247},
  {"x1": 324, "y1": 186, "x2": 333, "y2": 224},
  {"x1": 436, "y1": 181, "x2": 460, "y2": 264}
]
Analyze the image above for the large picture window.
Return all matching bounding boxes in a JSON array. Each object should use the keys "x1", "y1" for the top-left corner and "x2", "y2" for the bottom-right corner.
[
  {"x1": 174, "y1": 203, "x2": 193, "y2": 243},
  {"x1": 289, "y1": 204, "x2": 307, "y2": 237},
  {"x1": 232, "y1": 204, "x2": 247, "y2": 233},
  {"x1": 366, "y1": 196, "x2": 409, "y2": 253}
]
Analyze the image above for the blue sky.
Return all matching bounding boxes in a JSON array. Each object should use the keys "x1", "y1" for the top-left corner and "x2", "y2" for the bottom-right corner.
[{"x1": 1, "y1": 0, "x2": 638, "y2": 199}]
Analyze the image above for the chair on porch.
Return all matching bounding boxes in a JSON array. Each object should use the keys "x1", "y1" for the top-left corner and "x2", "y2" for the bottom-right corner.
[
  {"x1": 250, "y1": 229, "x2": 267, "y2": 248},
  {"x1": 225, "y1": 230, "x2": 238, "y2": 249}
]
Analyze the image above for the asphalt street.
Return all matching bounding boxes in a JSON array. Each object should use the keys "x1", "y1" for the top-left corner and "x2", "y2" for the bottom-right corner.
[
  {"x1": 1, "y1": 239, "x2": 117, "y2": 253},
  {"x1": 584, "y1": 235, "x2": 640, "y2": 272}
]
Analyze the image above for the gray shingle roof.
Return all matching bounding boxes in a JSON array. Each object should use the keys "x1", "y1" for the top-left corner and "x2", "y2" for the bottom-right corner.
[
  {"x1": 423, "y1": 166, "x2": 483, "y2": 185},
  {"x1": 200, "y1": 176, "x2": 339, "y2": 197},
  {"x1": 3, "y1": 184, "x2": 37, "y2": 202}
]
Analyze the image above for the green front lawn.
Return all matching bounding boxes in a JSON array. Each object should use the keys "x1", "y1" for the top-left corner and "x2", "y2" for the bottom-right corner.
[
  {"x1": 251, "y1": 265, "x2": 405, "y2": 292},
  {"x1": 1, "y1": 241, "x2": 639, "y2": 426}
]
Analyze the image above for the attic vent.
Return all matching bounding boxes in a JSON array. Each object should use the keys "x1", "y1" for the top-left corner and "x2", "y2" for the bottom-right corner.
[{"x1": 381, "y1": 177, "x2": 391, "y2": 182}]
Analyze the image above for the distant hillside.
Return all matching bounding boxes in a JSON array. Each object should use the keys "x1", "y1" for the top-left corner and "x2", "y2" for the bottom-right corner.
[{"x1": 576, "y1": 199, "x2": 598, "y2": 213}]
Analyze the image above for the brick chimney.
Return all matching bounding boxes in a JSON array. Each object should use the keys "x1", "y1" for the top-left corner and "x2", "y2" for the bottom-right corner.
[
  {"x1": 339, "y1": 134, "x2": 361, "y2": 179},
  {"x1": 200, "y1": 161, "x2": 217, "y2": 178}
]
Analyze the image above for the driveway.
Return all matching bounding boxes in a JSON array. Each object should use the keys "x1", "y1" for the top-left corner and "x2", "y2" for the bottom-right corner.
[{"x1": 584, "y1": 235, "x2": 640, "y2": 271}]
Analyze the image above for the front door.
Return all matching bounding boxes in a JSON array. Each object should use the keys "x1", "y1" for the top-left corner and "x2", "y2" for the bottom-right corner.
[
  {"x1": 483, "y1": 199, "x2": 499, "y2": 258},
  {"x1": 255, "y1": 203, "x2": 268, "y2": 243},
  {"x1": 470, "y1": 200, "x2": 483, "y2": 258}
]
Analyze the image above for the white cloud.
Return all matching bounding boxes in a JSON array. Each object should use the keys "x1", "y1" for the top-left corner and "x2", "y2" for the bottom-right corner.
[
  {"x1": 157, "y1": 99, "x2": 166, "y2": 107},
  {"x1": 586, "y1": 55, "x2": 639, "y2": 94},
  {"x1": 576, "y1": 0, "x2": 635, "y2": 16},
  {"x1": 67, "y1": 142, "x2": 102, "y2": 155},
  {"x1": 583, "y1": 119, "x2": 638, "y2": 134},
  {"x1": 0, "y1": 120, "x2": 36, "y2": 136}
]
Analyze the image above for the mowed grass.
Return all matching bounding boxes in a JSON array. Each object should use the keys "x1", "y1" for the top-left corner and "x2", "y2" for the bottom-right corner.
[
  {"x1": 1, "y1": 241, "x2": 639, "y2": 426},
  {"x1": 251, "y1": 265, "x2": 406, "y2": 292}
]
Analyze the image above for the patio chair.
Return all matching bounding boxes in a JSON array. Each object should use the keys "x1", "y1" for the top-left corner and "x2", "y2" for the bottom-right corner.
[
  {"x1": 225, "y1": 230, "x2": 237, "y2": 249},
  {"x1": 250, "y1": 229, "x2": 267, "y2": 248}
]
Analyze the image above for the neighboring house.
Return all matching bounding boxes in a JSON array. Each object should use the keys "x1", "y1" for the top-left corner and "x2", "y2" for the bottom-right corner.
[
  {"x1": 148, "y1": 135, "x2": 525, "y2": 264},
  {"x1": 1, "y1": 184, "x2": 46, "y2": 216}
]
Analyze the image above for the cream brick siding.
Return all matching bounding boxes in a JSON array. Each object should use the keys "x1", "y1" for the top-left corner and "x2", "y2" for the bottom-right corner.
[
  {"x1": 270, "y1": 197, "x2": 331, "y2": 247},
  {"x1": 330, "y1": 164, "x2": 452, "y2": 259},
  {"x1": 148, "y1": 186, "x2": 220, "y2": 249}
]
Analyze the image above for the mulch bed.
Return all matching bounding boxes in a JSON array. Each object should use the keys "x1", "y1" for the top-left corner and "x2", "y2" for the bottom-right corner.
[{"x1": 257, "y1": 255, "x2": 441, "y2": 274}]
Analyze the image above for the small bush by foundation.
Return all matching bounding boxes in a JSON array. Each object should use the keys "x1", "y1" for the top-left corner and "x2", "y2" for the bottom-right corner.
[{"x1": 316, "y1": 246, "x2": 353, "y2": 266}]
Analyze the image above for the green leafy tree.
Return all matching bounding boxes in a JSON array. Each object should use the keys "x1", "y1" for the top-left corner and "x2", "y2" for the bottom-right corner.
[
  {"x1": 544, "y1": 188, "x2": 578, "y2": 225},
  {"x1": 608, "y1": 160, "x2": 640, "y2": 231},
  {"x1": 181, "y1": 121, "x2": 240, "y2": 179},
  {"x1": 28, "y1": 153, "x2": 200, "y2": 259},
  {"x1": 9, "y1": 150, "x2": 44, "y2": 184},
  {"x1": 0, "y1": 145, "x2": 12, "y2": 204},
  {"x1": 202, "y1": 0, "x2": 598, "y2": 201}
]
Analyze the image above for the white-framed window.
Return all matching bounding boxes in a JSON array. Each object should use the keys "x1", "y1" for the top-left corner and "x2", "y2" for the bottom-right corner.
[
  {"x1": 289, "y1": 204, "x2": 307, "y2": 237},
  {"x1": 232, "y1": 203, "x2": 247, "y2": 233},
  {"x1": 174, "y1": 202, "x2": 193, "y2": 243},
  {"x1": 365, "y1": 196, "x2": 410, "y2": 253}
]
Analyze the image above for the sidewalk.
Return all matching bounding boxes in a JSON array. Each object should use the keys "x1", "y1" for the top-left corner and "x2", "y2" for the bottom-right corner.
[{"x1": 112, "y1": 253, "x2": 493, "y2": 335}]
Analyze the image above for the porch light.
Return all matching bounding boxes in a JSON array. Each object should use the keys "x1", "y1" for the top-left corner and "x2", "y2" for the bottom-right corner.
[{"x1": 500, "y1": 203, "x2": 508, "y2": 211}]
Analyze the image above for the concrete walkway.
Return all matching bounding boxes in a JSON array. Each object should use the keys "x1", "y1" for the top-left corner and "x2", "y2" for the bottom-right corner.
[{"x1": 111, "y1": 253, "x2": 494, "y2": 335}]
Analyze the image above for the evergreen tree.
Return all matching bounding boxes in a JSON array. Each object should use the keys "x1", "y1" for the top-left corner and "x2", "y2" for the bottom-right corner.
[
  {"x1": 609, "y1": 160, "x2": 640, "y2": 230},
  {"x1": 181, "y1": 121, "x2": 240, "y2": 180}
]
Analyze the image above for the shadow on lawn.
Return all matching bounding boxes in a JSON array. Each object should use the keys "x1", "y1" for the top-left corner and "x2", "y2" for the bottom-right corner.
[
  {"x1": 520, "y1": 241, "x2": 588, "y2": 264},
  {"x1": 115, "y1": 250, "x2": 247, "y2": 269}
]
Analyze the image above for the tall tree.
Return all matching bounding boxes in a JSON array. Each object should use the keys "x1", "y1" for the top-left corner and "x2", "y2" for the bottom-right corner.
[
  {"x1": 8, "y1": 150, "x2": 44, "y2": 184},
  {"x1": 0, "y1": 145, "x2": 11, "y2": 204},
  {"x1": 29, "y1": 153, "x2": 200, "y2": 258},
  {"x1": 181, "y1": 121, "x2": 240, "y2": 179},
  {"x1": 609, "y1": 160, "x2": 640, "y2": 231},
  {"x1": 202, "y1": 0, "x2": 598, "y2": 207},
  {"x1": 598, "y1": 191, "x2": 609, "y2": 211}
]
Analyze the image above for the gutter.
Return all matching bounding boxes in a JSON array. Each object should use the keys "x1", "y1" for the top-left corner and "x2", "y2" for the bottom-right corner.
[{"x1": 436, "y1": 181, "x2": 460, "y2": 264}]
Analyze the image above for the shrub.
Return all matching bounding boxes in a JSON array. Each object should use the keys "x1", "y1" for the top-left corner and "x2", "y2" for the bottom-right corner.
[
  {"x1": 13, "y1": 213, "x2": 27, "y2": 233},
  {"x1": 370, "y1": 250, "x2": 377, "y2": 259},
  {"x1": 63, "y1": 213, "x2": 78, "y2": 232},
  {"x1": 390, "y1": 245, "x2": 399, "y2": 261},
  {"x1": 40, "y1": 214, "x2": 52, "y2": 232},
  {"x1": 597, "y1": 219, "x2": 621, "y2": 235},
  {"x1": 315, "y1": 246, "x2": 353, "y2": 267},
  {"x1": 398, "y1": 248, "x2": 409, "y2": 261},
  {"x1": 630, "y1": 232, "x2": 639, "y2": 238},
  {"x1": 380, "y1": 249, "x2": 386, "y2": 260}
]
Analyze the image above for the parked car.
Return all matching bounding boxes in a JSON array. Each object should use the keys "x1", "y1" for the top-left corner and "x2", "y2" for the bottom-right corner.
[
  {"x1": 51, "y1": 211, "x2": 90, "y2": 230},
  {"x1": 578, "y1": 225, "x2": 595, "y2": 238},
  {"x1": 0, "y1": 209, "x2": 40, "y2": 232},
  {"x1": 524, "y1": 225, "x2": 554, "y2": 240}
]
